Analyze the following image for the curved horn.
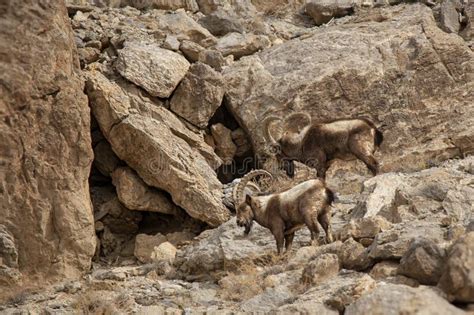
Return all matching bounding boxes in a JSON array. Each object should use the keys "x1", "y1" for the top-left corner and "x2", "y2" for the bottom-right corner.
[
  {"x1": 262, "y1": 116, "x2": 282, "y2": 145},
  {"x1": 285, "y1": 112, "x2": 312, "y2": 133},
  {"x1": 233, "y1": 170, "x2": 273, "y2": 206}
]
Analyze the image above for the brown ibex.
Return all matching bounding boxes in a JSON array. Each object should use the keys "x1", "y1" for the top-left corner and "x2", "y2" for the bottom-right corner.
[
  {"x1": 264, "y1": 113, "x2": 383, "y2": 178},
  {"x1": 233, "y1": 170, "x2": 334, "y2": 254}
]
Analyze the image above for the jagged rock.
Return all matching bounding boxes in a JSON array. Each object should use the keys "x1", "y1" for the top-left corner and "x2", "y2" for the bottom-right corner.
[
  {"x1": 196, "y1": 0, "x2": 257, "y2": 15},
  {"x1": 78, "y1": 46, "x2": 100, "y2": 66},
  {"x1": 86, "y1": 70, "x2": 229, "y2": 226},
  {"x1": 162, "y1": 35, "x2": 180, "y2": 51},
  {"x1": 368, "y1": 221, "x2": 447, "y2": 260},
  {"x1": 460, "y1": 3, "x2": 474, "y2": 41},
  {"x1": 198, "y1": 9, "x2": 245, "y2": 36},
  {"x1": 288, "y1": 241, "x2": 343, "y2": 270},
  {"x1": 175, "y1": 218, "x2": 312, "y2": 275},
  {"x1": 398, "y1": 238, "x2": 446, "y2": 285},
  {"x1": 116, "y1": 42, "x2": 190, "y2": 98},
  {"x1": 0, "y1": 225, "x2": 18, "y2": 269},
  {"x1": 240, "y1": 286, "x2": 293, "y2": 313},
  {"x1": 0, "y1": 0, "x2": 95, "y2": 281},
  {"x1": 165, "y1": 231, "x2": 195, "y2": 247},
  {"x1": 170, "y1": 62, "x2": 225, "y2": 128},
  {"x1": 305, "y1": 0, "x2": 355, "y2": 26},
  {"x1": 180, "y1": 40, "x2": 205, "y2": 62},
  {"x1": 339, "y1": 238, "x2": 372, "y2": 270},
  {"x1": 198, "y1": 49, "x2": 229, "y2": 71},
  {"x1": 216, "y1": 32, "x2": 271, "y2": 58},
  {"x1": 301, "y1": 253, "x2": 340, "y2": 285},
  {"x1": 369, "y1": 261, "x2": 399, "y2": 279},
  {"x1": 440, "y1": 0, "x2": 462, "y2": 33},
  {"x1": 93, "y1": 140, "x2": 121, "y2": 176},
  {"x1": 211, "y1": 124, "x2": 237, "y2": 164},
  {"x1": 280, "y1": 271, "x2": 376, "y2": 313},
  {"x1": 232, "y1": 128, "x2": 252, "y2": 157},
  {"x1": 156, "y1": 10, "x2": 216, "y2": 46},
  {"x1": 438, "y1": 232, "x2": 474, "y2": 302},
  {"x1": 274, "y1": 302, "x2": 338, "y2": 315},
  {"x1": 151, "y1": 242, "x2": 177, "y2": 264},
  {"x1": 224, "y1": 5, "x2": 474, "y2": 173},
  {"x1": 100, "y1": 197, "x2": 142, "y2": 235},
  {"x1": 345, "y1": 283, "x2": 465, "y2": 315},
  {"x1": 134, "y1": 233, "x2": 167, "y2": 263},
  {"x1": 123, "y1": 0, "x2": 199, "y2": 11},
  {"x1": 338, "y1": 216, "x2": 392, "y2": 242},
  {"x1": 111, "y1": 167, "x2": 181, "y2": 215}
]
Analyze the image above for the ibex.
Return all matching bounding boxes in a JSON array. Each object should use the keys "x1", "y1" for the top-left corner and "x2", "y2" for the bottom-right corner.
[
  {"x1": 233, "y1": 170, "x2": 334, "y2": 254},
  {"x1": 264, "y1": 113, "x2": 383, "y2": 178}
]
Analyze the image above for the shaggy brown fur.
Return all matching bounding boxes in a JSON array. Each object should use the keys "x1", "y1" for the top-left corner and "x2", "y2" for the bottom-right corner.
[
  {"x1": 265, "y1": 113, "x2": 383, "y2": 178},
  {"x1": 234, "y1": 170, "x2": 334, "y2": 254}
]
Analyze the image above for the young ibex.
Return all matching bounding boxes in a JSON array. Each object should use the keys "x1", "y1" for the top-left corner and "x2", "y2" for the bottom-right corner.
[
  {"x1": 264, "y1": 113, "x2": 383, "y2": 178},
  {"x1": 233, "y1": 170, "x2": 334, "y2": 254}
]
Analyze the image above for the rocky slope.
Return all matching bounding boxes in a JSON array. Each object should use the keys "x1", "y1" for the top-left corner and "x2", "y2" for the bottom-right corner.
[{"x1": 1, "y1": 0, "x2": 473, "y2": 313}]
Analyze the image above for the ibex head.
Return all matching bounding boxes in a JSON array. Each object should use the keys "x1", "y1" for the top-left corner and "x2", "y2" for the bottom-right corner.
[
  {"x1": 233, "y1": 170, "x2": 273, "y2": 234},
  {"x1": 263, "y1": 112, "x2": 312, "y2": 158}
]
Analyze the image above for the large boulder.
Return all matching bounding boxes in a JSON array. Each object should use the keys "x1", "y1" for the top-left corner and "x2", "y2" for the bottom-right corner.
[
  {"x1": 223, "y1": 5, "x2": 474, "y2": 174},
  {"x1": 0, "y1": 0, "x2": 95, "y2": 282},
  {"x1": 116, "y1": 42, "x2": 190, "y2": 98},
  {"x1": 345, "y1": 283, "x2": 465, "y2": 315},
  {"x1": 111, "y1": 167, "x2": 182, "y2": 216},
  {"x1": 86, "y1": 70, "x2": 229, "y2": 226},
  {"x1": 438, "y1": 232, "x2": 474, "y2": 302},
  {"x1": 170, "y1": 62, "x2": 225, "y2": 128},
  {"x1": 216, "y1": 32, "x2": 271, "y2": 58}
]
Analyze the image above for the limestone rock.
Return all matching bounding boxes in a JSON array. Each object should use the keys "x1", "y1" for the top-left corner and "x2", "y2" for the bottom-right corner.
[
  {"x1": 198, "y1": 49, "x2": 229, "y2": 72},
  {"x1": 240, "y1": 286, "x2": 293, "y2": 313},
  {"x1": 180, "y1": 40, "x2": 205, "y2": 62},
  {"x1": 86, "y1": 70, "x2": 229, "y2": 226},
  {"x1": 345, "y1": 283, "x2": 465, "y2": 315},
  {"x1": 368, "y1": 221, "x2": 447, "y2": 260},
  {"x1": 440, "y1": 0, "x2": 462, "y2": 33},
  {"x1": 124, "y1": 0, "x2": 199, "y2": 11},
  {"x1": 151, "y1": 242, "x2": 177, "y2": 264},
  {"x1": 0, "y1": 225, "x2": 18, "y2": 269},
  {"x1": 216, "y1": 32, "x2": 271, "y2": 58},
  {"x1": 0, "y1": 0, "x2": 95, "y2": 281},
  {"x1": 78, "y1": 47, "x2": 100, "y2": 67},
  {"x1": 116, "y1": 42, "x2": 190, "y2": 98},
  {"x1": 326, "y1": 159, "x2": 372, "y2": 195},
  {"x1": 224, "y1": 5, "x2": 474, "y2": 173},
  {"x1": 369, "y1": 261, "x2": 399, "y2": 280},
  {"x1": 301, "y1": 253, "x2": 340, "y2": 285},
  {"x1": 198, "y1": 9, "x2": 245, "y2": 36},
  {"x1": 211, "y1": 124, "x2": 237, "y2": 164},
  {"x1": 170, "y1": 62, "x2": 225, "y2": 128},
  {"x1": 232, "y1": 128, "x2": 252, "y2": 157},
  {"x1": 162, "y1": 35, "x2": 180, "y2": 51},
  {"x1": 305, "y1": 0, "x2": 355, "y2": 26},
  {"x1": 338, "y1": 216, "x2": 392, "y2": 242},
  {"x1": 339, "y1": 238, "x2": 372, "y2": 271},
  {"x1": 438, "y1": 232, "x2": 474, "y2": 302},
  {"x1": 93, "y1": 140, "x2": 121, "y2": 176},
  {"x1": 100, "y1": 197, "x2": 142, "y2": 235},
  {"x1": 460, "y1": 3, "x2": 474, "y2": 41},
  {"x1": 134, "y1": 234, "x2": 167, "y2": 264},
  {"x1": 111, "y1": 167, "x2": 182, "y2": 216},
  {"x1": 398, "y1": 238, "x2": 446, "y2": 285}
]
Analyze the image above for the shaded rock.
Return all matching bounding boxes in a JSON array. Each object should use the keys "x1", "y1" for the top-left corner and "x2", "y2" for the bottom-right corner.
[
  {"x1": 274, "y1": 301, "x2": 338, "y2": 315},
  {"x1": 438, "y1": 232, "x2": 474, "y2": 302},
  {"x1": 180, "y1": 40, "x2": 205, "y2": 62},
  {"x1": 151, "y1": 242, "x2": 177, "y2": 264},
  {"x1": 78, "y1": 46, "x2": 100, "y2": 66},
  {"x1": 240, "y1": 286, "x2": 293, "y2": 313},
  {"x1": 460, "y1": 3, "x2": 474, "y2": 41},
  {"x1": 369, "y1": 261, "x2": 399, "y2": 279},
  {"x1": 339, "y1": 238, "x2": 372, "y2": 270},
  {"x1": 0, "y1": 0, "x2": 95, "y2": 281},
  {"x1": 100, "y1": 197, "x2": 142, "y2": 235},
  {"x1": 345, "y1": 283, "x2": 465, "y2": 315},
  {"x1": 440, "y1": 0, "x2": 462, "y2": 33},
  {"x1": 211, "y1": 124, "x2": 237, "y2": 164},
  {"x1": 216, "y1": 32, "x2": 271, "y2": 58},
  {"x1": 170, "y1": 62, "x2": 225, "y2": 128},
  {"x1": 0, "y1": 225, "x2": 18, "y2": 269},
  {"x1": 326, "y1": 159, "x2": 371, "y2": 195},
  {"x1": 223, "y1": 5, "x2": 474, "y2": 173},
  {"x1": 301, "y1": 253, "x2": 340, "y2": 285},
  {"x1": 198, "y1": 9, "x2": 245, "y2": 36},
  {"x1": 305, "y1": 0, "x2": 355, "y2": 26},
  {"x1": 231, "y1": 128, "x2": 252, "y2": 157},
  {"x1": 134, "y1": 233, "x2": 167, "y2": 264},
  {"x1": 93, "y1": 140, "x2": 121, "y2": 176},
  {"x1": 198, "y1": 49, "x2": 229, "y2": 71},
  {"x1": 116, "y1": 42, "x2": 190, "y2": 98},
  {"x1": 338, "y1": 216, "x2": 392, "y2": 242},
  {"x1": 162, "y1": 35, "x2": 180, "y2": 51},
  {"x1": 398, "y1": 238, "x2": 446, "y2": 285},
  {"x1": 86, "y1": 70, "x2": 229, "y2": 226},
  {"x1": 112, "y1": 167, "x2": 182, "y2": 215},
  {"x1": 368, "y1": 221, "x2": 447, "y2": 260}
]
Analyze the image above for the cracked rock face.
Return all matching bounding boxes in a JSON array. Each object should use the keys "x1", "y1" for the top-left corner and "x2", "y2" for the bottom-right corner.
[
  {"x1": 224, "y1": 4, "x2": 474, "y2": 175},
  {"x1": 0, "y1": 0, "x2": 95, "y2": 282}
]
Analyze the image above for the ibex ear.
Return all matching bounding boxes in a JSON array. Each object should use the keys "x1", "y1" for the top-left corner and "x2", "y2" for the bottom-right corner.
[{"x1": 245, "y1": 194, "x2": 252, "y2": 204}]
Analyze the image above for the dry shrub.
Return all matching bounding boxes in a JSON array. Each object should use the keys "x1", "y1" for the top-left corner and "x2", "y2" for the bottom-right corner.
[
  {"x1": 219, "y1": 263, "x2": 263, "y2": 301},
  {"x1": 72, "y1": 290, "x2": 121, "y2": 315}
]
